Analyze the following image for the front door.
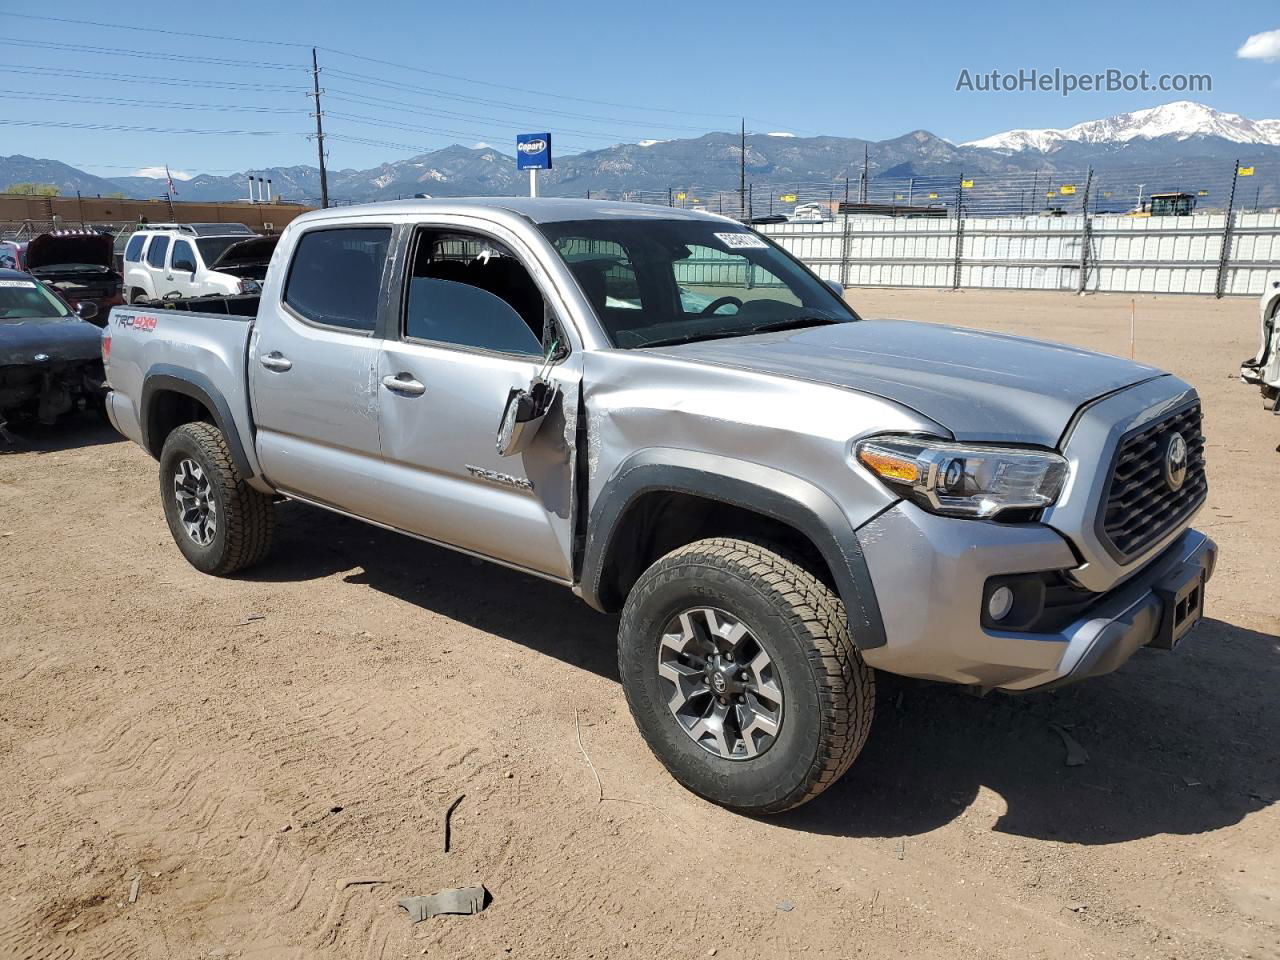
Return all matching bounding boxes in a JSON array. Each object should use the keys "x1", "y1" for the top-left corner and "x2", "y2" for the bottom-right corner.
[
  {"x1": 376, "y1": 225, "x2": 579, "y2": 581},
  {"x1": 249, "y1": 224, "x2": 395, "y2": 523},
  {"x1": 166, "y1": 239, "x2": 200, "y2": 299}
]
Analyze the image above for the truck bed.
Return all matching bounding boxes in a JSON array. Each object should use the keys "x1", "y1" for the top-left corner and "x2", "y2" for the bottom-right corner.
[{"x1": 103, "y1": 303, "x2": 263, "y2": 482}]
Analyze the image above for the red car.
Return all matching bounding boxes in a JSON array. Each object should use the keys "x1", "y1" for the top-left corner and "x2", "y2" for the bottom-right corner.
[{"x1": 0, "y1": 231, "x2": 123, "y2": 328}]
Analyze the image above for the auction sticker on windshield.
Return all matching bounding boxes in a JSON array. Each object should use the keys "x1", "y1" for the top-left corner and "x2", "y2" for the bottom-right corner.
[
  {"x1": 714, "y1": 232, "x2": 770, "y2": 250},
  {"x1": 0, "y1": 280, "x2": 37, "y2": 288}
]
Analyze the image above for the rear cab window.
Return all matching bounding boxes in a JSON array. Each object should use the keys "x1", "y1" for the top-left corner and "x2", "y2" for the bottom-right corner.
[{"x1": 283, "y1": 227, "x2": 391, "y2": 333}]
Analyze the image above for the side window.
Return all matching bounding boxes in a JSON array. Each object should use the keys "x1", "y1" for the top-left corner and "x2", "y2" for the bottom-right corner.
[
  {"x1": 145, "y1": 236, "x2": 169, "y2": 268},
  {"x1": 284, "y1": 227, "x2": 390, "y2": 332},
  {"x1": 403, "y1": 230, "x2": 544, "y2": 357},
  {"x1": 171, "y1": 240, "x2": 197, "y2": 272},
  {"x1": 124, "y1": 234, "x2": 146, "y2": 263}
]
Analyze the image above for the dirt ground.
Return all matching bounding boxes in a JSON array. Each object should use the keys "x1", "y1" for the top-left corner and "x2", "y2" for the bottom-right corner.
[{"x1": 1, "y1": 289, "x2": 1276, "y2": 960}]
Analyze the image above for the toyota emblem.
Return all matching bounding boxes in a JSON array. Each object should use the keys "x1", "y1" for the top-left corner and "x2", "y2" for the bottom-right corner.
[{"x1": 1163, "y1": 432, "x2": 1188, "y2": 492}]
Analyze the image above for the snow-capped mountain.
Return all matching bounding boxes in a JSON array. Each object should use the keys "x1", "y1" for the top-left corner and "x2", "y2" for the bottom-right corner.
[{"x1": 964, "y1": 101, "x2": 1280, "y2": 152}]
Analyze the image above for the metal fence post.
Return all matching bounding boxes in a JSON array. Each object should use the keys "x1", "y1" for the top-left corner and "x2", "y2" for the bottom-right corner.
[
  {"x1": 1077, "y1": 167, "x2": 1094, "y2": 294},
  {"x1": 1214, "y1": 159, "x2": 1240, "y2": 299},
  {"x1": 839, "y1": 209, "x2": 852, "y2": 288},
  {"x1": 951, "y1": 181, "x2": 964, "y2": 290}
]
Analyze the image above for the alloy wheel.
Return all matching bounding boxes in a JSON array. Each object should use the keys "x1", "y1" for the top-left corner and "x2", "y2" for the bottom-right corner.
[{"x1": 656, "y1": 607, "x2": 784, "y2": 760}]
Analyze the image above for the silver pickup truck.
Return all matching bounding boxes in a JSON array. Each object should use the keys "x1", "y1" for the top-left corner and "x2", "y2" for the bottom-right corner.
[{"x1": 104, "y1": 198, "x2": 1216, "y2": 814}]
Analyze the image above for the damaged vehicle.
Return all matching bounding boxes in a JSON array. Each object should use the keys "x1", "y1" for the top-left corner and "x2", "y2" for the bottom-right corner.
[
  {"x1": 1, "y1": 269, "x2": 106, "y2": 440},
  {"x1": 1, "y1": 232, "x2": 123, "y2": 327},
  {"x1": 103, "y1": 199, "x2": 1215, "y2": 815},
  {"x1": 1240, "y1": 278, "x2": 1280, "y2": 418},
  {"x1": 121, "y1": 224, "x2": 271, "y2": 303}
]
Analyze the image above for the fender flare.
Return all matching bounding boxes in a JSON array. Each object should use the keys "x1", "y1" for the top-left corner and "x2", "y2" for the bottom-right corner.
[
  {"x1": 579, "y1": 448, "x2": 887, "y2": 649},
  {"x1": 140, "y1": 365, "x2": 255, "y2": 479}
]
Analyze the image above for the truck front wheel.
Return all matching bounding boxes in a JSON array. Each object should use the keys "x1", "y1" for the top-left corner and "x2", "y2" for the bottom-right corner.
[
  {"x1": 618, "y1": 538, "x2": 874, "y2": 815},
  {"x1": 158, "y1": 422, "x2": 275, "y2": 576}
]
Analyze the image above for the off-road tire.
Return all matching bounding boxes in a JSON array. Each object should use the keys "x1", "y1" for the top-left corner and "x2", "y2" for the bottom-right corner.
[
  {"x1": 618, "y1": 537, "x2": 874, "y2": 815},
  {"x1": 158, "y1": 422, "x2": 274, "y2": 576}
]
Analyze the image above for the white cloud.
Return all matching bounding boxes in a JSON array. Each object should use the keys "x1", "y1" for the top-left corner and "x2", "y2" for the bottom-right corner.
[
  {"x1": 766, "y1": 131, "x2": 796, "y2": 138},
  {"x1": 132, "y1": 166, "x2": 193, "y2": 180},
  {"x1": 1238, "y1": 28, "x2": 1280, "y2": 61}
]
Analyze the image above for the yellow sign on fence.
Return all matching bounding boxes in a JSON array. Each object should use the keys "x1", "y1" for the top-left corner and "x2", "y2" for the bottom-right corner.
[
  {"x1": 1198, "y1": 190, "x2": 1209, "y2": 196},
  {"x1": 1238, "y1": 166, "x2": 1255, "y2": 176},
  {"x1": 1059, "y1": 184, "x2": 1077, "y2": 195},
  {"x1": 780, "y1": 194, "x2": 797, "y2": 202},
  {"x1": 675, "y1": 192, "x2": 686, "y2": 201},
  {"x1": 961, "y1": 179, "x2": 974, "y2": 188},
  {"x1": 928, "y1": 192, "x2": 938, "y2": 199}
]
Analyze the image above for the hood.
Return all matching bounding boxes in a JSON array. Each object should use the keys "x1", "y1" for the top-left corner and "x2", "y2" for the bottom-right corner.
[
  {"x1": 652, "y1": 319, "x2": 1164, "y2": 446},
  {"x1": 24, "y1": 233, "x2": 115, "y2": 272},
  {"x1": 0, "y1": 316, "x2": 103, "y2": 367},
  {"x1": 208, "y1": 234, "x2": 279, "y2": 270}
]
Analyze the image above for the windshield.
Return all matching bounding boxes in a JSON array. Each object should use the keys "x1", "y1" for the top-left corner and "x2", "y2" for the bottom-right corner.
[
  {"x1": 196, "y1": 236, "x2": 252, "y2": 266},
  {"x1": 537, "y1": 218, "x2": 857, "y2": 348},
  {"x1": 0, "y1": 278, "x2": 71, "y2": 321}
]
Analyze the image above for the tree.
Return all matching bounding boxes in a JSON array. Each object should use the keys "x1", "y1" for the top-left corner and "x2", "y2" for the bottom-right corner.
[{"x1": 4, "y1": 182, "x2": 61, "y2": 197}]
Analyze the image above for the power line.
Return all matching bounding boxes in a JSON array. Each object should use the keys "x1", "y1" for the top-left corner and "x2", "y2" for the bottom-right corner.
[
  {"x1": 0, "y1": 12, "x2": 745, "y2": 121},
  {"x1": 0, "y1": 63, "x2": 309, "y2": 93},
  {"x1": 16, "y1": 92, "x2": 309, "y2": 115},
  {"x1": 0, "y1": 37, "x2": 302, "y2": 70},
  {"x1": 0, "y1": 118, "x2": 300, "y2": 137}
]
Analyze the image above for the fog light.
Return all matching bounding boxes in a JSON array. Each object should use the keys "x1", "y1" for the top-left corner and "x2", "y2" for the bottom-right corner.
[{"x1": 987, "y1": 585, "x2": 1015, "y2": 622}]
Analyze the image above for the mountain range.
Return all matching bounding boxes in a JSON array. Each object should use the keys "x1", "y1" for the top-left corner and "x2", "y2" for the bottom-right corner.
[{"x1": 2, "y1": 101, "x2": 1277, "y2": 206}]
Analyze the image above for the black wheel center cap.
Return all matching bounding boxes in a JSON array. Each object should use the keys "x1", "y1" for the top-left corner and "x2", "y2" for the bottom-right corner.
[{"x1": 705, "y1": 656, "x2": 745, "y2": 698}]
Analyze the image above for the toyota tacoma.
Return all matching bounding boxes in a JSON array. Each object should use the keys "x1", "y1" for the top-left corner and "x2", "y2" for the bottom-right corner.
[{"x1": 102, "y1": 198, "x2": 1216, "y2": 814}]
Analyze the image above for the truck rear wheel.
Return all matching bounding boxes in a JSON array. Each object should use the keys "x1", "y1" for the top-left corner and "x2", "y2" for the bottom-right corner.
[
  {"x1": 158, "y1": 422, "x2": 274, "y2": 576},
  {"x1": 618, "y1": 537, "x2": 874, "y2": 815}
]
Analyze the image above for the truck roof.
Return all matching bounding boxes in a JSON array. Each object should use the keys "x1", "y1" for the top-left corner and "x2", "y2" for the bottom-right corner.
[{"x1": 290, "y1": 197, "x2": 736, "y2": 227}]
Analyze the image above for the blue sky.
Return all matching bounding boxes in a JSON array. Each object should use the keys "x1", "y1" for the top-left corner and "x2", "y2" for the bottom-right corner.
[{"x1": 1, "y1": 0, "x2": 1277, "y2": 180}]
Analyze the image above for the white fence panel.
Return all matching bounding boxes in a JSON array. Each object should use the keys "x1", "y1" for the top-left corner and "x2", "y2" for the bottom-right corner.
[{"x1": 759, "y1": 211, "x2": 1280, "y2": 296}]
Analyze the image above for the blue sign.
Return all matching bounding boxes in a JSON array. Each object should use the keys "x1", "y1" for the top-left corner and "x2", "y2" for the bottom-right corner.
[{"x1": 516, "y1": 132, "x2": 552, "y2": 171}]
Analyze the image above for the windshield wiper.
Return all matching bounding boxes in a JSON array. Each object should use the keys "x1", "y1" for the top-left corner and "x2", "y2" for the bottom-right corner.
[
  {"x1": 638, "y1": 329, "x2": 753, "y2": 349},
  {"x1": 747, "y1": 316, "x2": 842, "y2": 334}
]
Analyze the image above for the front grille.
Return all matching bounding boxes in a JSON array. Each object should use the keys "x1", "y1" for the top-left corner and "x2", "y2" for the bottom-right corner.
[{"x1": 1099, "y1": 402, "x2": 1206, "y2": 561}]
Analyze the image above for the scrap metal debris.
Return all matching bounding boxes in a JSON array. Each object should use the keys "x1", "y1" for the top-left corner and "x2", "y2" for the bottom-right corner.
[
  {"x1": 127, "y1": 876, "x2": 140, "y2": 904},
  {"x1": 443, "y1": 793, "x2": 465, "y2": 853},
  {"x1": 398, "y1": 885, "x2": 489, "y2": 922},
  {"x1": 1050, "y1": 724, "x2": 1090, "y2": 767}
]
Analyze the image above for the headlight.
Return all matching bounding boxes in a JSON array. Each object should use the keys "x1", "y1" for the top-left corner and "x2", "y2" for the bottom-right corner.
[{"x1": 855, "y1": 435, "x2": 1069, "y2": 519}]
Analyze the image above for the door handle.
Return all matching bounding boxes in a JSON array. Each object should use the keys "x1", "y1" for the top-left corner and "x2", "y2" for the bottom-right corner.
[
  {"x1": 259, "y1": 352, "x2": 293, "y2": 372},
  {"x1": 382, "y1": 373, "x2": 426, "y2": 396}
]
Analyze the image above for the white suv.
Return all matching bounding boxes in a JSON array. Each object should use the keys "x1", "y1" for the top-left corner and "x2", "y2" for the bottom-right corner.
[{"x1": 121, "y1": 223, "x2": 265, "y2": 303}]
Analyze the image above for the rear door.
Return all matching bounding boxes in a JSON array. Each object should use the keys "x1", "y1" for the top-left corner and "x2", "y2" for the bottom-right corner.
[
  {"x1": 375, "y1": 223, "x2": 580, "y2": 580},
  {"x1": 249, "y1": 224, "x2": 395, "y2": 522},
  {"x1": 143, "y1": 235, "x2": 171, "y2": 297}
]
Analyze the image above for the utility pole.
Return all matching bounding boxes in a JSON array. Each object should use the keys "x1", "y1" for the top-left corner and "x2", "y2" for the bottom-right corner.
[
  {"x1": 739, "y1": 119, "x2": 747, "y2": 221},
  {"x1": 310, "y1": 48, "x2": 330, "y2": 209}
]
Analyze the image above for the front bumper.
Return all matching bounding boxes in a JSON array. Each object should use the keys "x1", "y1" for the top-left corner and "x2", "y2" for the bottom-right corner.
[{"x1": 855, "y1": 500, "x2": 1217, "y2": 691}]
